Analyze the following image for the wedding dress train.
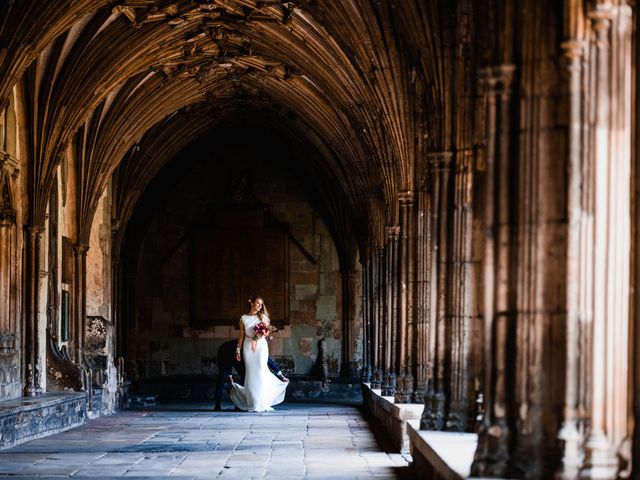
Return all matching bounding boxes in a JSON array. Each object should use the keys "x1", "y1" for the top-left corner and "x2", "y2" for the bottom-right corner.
[{"x1": 230, "y1": 314, "x2": 287, "y2": 412}]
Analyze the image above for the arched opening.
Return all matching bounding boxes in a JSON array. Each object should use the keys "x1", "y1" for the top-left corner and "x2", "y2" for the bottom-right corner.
[{"x1": 115, "y1": 118, "x2": 363, "y2": 401}]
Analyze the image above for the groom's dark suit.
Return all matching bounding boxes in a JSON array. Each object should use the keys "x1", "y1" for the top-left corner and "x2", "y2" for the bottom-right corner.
[{"x1": 214, "y1": 339, "x2": 286, "y2": 410}]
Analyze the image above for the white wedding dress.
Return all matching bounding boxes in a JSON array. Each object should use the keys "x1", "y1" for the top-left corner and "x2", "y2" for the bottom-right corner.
[{"x1": 229, "y1": 314, "x2": 287, "y2": 412}]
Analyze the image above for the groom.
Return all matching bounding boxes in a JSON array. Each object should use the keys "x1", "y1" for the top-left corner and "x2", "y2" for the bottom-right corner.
[{"x1": 214, "y1": 339, "x2": 289, "y2": 411}]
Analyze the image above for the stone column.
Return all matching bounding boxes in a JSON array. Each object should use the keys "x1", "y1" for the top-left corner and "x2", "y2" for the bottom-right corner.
[
  {"x1": 73, "y1": 243, "x2": 89, "y2": 366},
  {"x1": 634, "y1": 3, "x2": 640, "y2": 478},
  {"x1": 381, "y1": 239, "x2": 392, "y2": 394},
  {"x1": 414, "y1": 173, "x2": 432, "y2": 404},
  {"x1": 23, "y1": 225, "x2": 43, "y2": 396},
  {"x1": 405, "y1": 192, "x2": 416, "y2": 403},
  {"x1": 340, "y1": 268, "x2": 359, "y2": 380},
  {"x1": 557, "y1": 38, "x2": 586, "y2": 480},
  {"x1": 421, "y1": 151, "x2": 452, "y2": 429},
  {"x1": 382, "y1": 226, "x2": 399, "y2": 397},
  {"x1": 0, "y1": 216, "x2": 12, "y2": 330},
  {"x1": 361, "y1": 256, "x2": 371, "y2": 382},
  {"x1": 581, "y1": 5, "x2": 632, "y2": 478},
  {"x1": 445, "y1": 148, "x2": 474, "y2": 431},
  {"x1": 372, "y1": 247, "x2": 384, "y2": 389},
  {"x1": 112, "y1": 259, "x2": 120, "y2": 357},
  {"x1": 470, "y1": 64, "x2": 515, "y2": 477},
  {"x1": 395, "y1": 191, "x2": 415, "y2": 403}
]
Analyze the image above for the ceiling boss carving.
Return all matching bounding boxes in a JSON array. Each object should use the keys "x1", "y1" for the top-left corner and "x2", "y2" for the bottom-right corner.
[
  {"x1": 2, "y1": 0, "x2": 434, "y2": 245},
  {"x1": 111, "y1": 0, "x2": 301, "y2": 84}
]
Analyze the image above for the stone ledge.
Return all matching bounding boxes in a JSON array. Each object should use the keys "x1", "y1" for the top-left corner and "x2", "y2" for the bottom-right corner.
[
  {"x1": 407, "y1": 420, "x2": 479, "y2": 480},
  {"x1": 0, "y1": 393, "x2": 87, "y2": 449},
  {"x1": 361, "y1": 382, "x2": 423, "y2": 453}
]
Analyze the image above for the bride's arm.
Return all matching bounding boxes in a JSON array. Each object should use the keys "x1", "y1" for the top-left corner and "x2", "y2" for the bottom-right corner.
[{"x1": 235, "y1": 319, "x2": 244, "y2": 361}]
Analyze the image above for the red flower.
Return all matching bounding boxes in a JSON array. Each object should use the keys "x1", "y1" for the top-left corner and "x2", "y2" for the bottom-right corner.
[{"x1": 252, "y1": 321, "x2": 271, "y2": 341}]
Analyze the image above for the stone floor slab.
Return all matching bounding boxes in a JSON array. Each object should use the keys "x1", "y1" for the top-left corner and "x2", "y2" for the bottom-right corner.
[{"x1": 0, "y1": 402, "x2": 413, "y2": 479}]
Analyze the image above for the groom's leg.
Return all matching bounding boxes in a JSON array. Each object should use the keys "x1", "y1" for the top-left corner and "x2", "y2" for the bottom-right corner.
[
  {"x1": 267, "y1": 357, "x2": 289, "y2": 382},
  {"x1": 215, "y1": 340, "x2": 237, "y2": 410},
  {"x1": 236, "y1": 359, "x2": 246, "y2": 385},
  {"x1": 215, "y1": 365, "x2": 232, "y2": 410}
]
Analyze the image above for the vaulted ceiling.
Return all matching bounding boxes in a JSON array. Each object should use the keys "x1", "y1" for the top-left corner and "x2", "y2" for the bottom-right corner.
[{"x1": 0, "y1": 0, "x2": 449, "y2": 256}]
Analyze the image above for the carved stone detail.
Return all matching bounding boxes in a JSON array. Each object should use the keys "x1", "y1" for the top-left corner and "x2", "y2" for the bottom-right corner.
[
  {"x1": 0, "y1": 330, "x2": 16, "y2": 354},
  {"x1": 46, "y1": 328, "x2": 83, "y2": 392}
]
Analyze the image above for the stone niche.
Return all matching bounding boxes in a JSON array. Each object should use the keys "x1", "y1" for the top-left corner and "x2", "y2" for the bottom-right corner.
[{"x1": 126, "y1": 145, "x2": 344, "y2": 379}]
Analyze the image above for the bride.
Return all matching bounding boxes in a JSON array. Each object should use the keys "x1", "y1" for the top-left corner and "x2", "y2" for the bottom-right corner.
[{"x1": 230, "y1": 295, "x2": 287, "y2": 412}]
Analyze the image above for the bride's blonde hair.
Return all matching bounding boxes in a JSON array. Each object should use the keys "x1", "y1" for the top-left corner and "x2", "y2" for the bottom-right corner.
[{"x1": 248, "y1": 295, "x2": 270, "y2": 322}]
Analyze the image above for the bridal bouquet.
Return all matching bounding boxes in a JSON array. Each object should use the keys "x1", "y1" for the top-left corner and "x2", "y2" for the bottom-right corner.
[
  {"x1": 252, "y1": 321, "x2": 271, "y2": 340},
  {"x1": 250, "y1": 321, "x2": 278, "y2": 351}
]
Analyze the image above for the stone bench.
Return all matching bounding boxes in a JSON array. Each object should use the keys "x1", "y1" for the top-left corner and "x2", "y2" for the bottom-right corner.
[
  {"x1": 361, "y1": 382, "x2": 424, "y2": 453},
  {"x1": 0, "y1": 392, "x2": 86, "y2": 449},
  {"x1": 407, "y1": 420, "x2": 478, "y2": 480}
]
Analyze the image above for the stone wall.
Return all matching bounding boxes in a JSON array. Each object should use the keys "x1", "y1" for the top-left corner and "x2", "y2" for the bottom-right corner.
[{"x1": 0, "y1": 89, "x2": 23, "y2": 400}]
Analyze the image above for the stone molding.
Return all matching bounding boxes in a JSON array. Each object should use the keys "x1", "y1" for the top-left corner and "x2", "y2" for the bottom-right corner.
[{"x1": 385, "y1": 225, "x2": 400, "y2": 240}]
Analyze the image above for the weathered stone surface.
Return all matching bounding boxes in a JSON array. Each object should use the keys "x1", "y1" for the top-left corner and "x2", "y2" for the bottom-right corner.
[
  {"x1": 0, "y1": 393, "x2": 86, "y2": 449},
  {"x1": 0, "y1": 403, "x2": 409, "y2": 478}
]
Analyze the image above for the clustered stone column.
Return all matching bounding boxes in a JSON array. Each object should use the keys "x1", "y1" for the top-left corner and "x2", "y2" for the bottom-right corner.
[
  {"x1": 360, "y1": 254, "x2": 372, "y2": 382},
  {"x1": 0, "y1": 205, "x2": 15, "y2": 333},
  {"x1": 381, "y1": 226, "x2": 399, "y2": 397},
  {"x1": 556, "y1": 37, "x2": 585, "y2": 480},
  {"x1": 421, "y1": 152, "x2": 452, "y2": 430},
  {"x1": 395, "y1": 191, "x2": 414, "y2": 403},
  {"x1": 580, "y1": 4, "x2": 633, "y2": 477},
  {"x1": 23, "y1": 225, "x2": 43, "y2": 396},
  {"x1": 72, "y1": 243, "x2": 89, "y2": 366},
  {"x1": 370, "y1": 246, "x2": 384, "y2": 389},
  {"x1": 360, "y1": 2, "x2": 634, "y2": 478},
  {"x1": 339, "y1": 268, "x2": 359, "y2": 380},
  {"x1": 413, "y1": 170, "x2": 432, "y2": 404}
]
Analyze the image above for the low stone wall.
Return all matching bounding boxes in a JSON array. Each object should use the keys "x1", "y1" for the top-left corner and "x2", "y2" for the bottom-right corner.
[
  {"x1": 0, "y1": 393, "x2": 86, "y2": 449},
  {"x1": 286, "y1": 377, "x2": 362, "y2": 402},
  {"x1": 361, "y1": 382, "x2": 423, "y2": 453},
  {"x1": 407, "y1": 421, "x2": 478, "y2": 480},
  {"x1": 363, "y1": 383, "x2": 482, "y2": 479}
]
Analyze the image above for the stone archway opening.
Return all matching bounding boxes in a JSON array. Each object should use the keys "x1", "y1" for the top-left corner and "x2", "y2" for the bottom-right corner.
[{"x1": 115, "y1": 119, "x2": 363, "y2": 404}]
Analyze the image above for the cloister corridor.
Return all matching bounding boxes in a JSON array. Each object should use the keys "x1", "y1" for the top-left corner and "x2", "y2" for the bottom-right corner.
[
  {"x1": 2, "y1": 1, "x2": 640, "y2": 478},
  {"x1": 0, "y1": 403, "x2": 411, "y2": 479}
]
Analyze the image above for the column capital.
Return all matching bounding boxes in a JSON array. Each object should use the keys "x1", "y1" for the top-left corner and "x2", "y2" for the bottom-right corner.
[
  {"x1": 589, "y1": 5, "x2": 612, "y2": 42},
  {"x1": 0, "y1": 209, "x2": 16, "y2": 225},
  {"x1": 588, "y1": 4, "x2": 613, "y2": 23},
  {"x1": 73, "y1": 243, "x2": 89, "y2": 255},
  {"x1": 428, "y1": 151, "x2": 453, "y2": 171},
  {"x1": 24, "y1": 225, "x2": 43, "y2": 237},
  {"x1": 385, "y1": 225, "x2": 400, "y2": 240},
  {"x1": 491, "y1": 64, "x2": 516, "y2": 94},
  {"x1": 477, "y1": 67, "x2": 496, "y2": 83},
  {"x1": 561, "y1": 39, "x2": 586, "y2": 60},
  {"x1": 398, "y1": 190, "x2": 414, "y2": 207},
  {"x1": 0, "y1": 150, "x2": 20, "y2": 176}
]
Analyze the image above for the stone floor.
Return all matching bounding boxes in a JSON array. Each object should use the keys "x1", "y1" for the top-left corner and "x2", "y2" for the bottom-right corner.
[{"x1": 0, "y1": 402, "x2": 413, "y2": 479}]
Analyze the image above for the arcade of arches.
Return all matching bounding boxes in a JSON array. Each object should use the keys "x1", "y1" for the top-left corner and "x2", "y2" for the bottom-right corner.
[{"x1": 0, "y1": 0, "x2": 639, "y2": 478}]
